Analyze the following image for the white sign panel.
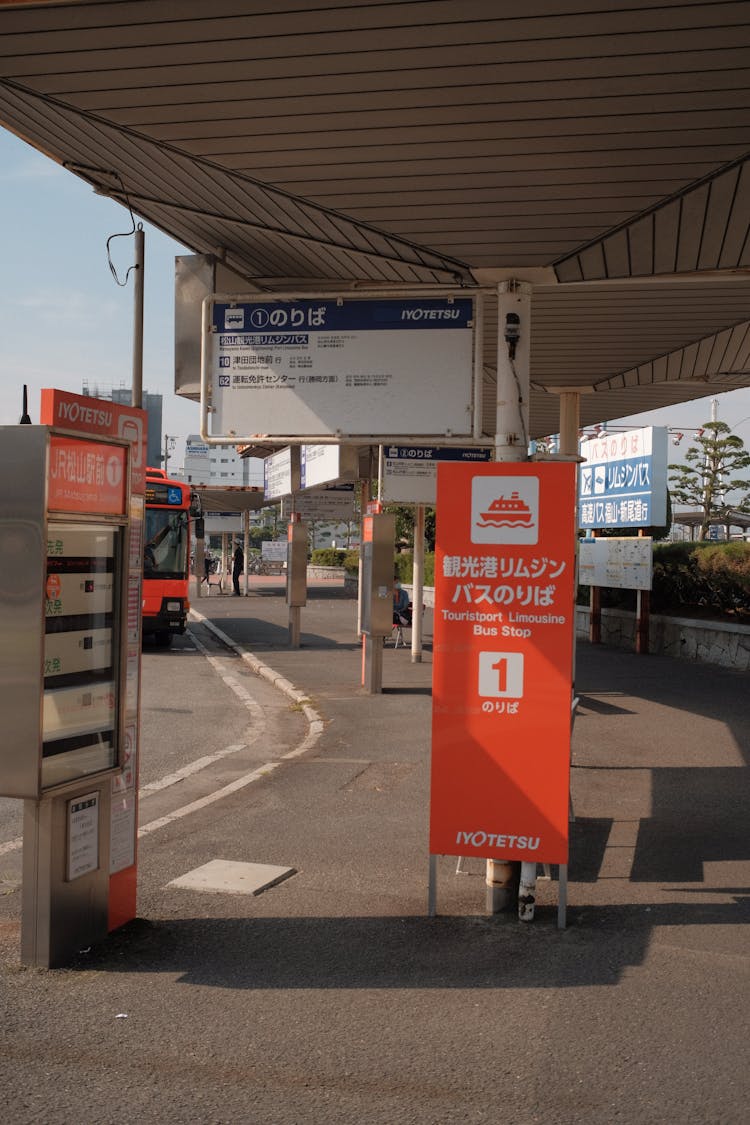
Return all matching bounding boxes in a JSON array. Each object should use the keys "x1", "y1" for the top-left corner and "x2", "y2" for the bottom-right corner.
[
  {"x1": 109, "y1": 792, "x2": 136, "y2": 874},
  {"x1": 261, "y1": 540, "x2": 288, "y2": 562},
  {"x1": 382, "y1": 445, "x2": 492, "y2": 504},
  {"x1": 264, "y1": 447, "x2": 296, "y2": 500},
  {"x1": 67, "y1": 791, "x2": 99, "y2": 880},
  {"x1": 204, "y1": 514, "x2": 243, "y2": 534},
  {"x1": 300, "y1": 444, "x2": 358, "y2": 489},
  {"x1": 282, "y1": 487, "x2": 356, "y2": 521},
  {"x1": 578, "y1": 537, "x2": 653, "y2": 590},
  {"x1": 207, "y1": 294, "x2": 475, "y2": 439}
]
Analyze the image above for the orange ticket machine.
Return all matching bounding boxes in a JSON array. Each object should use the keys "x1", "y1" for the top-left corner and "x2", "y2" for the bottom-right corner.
[{"x1": 0, "y1": 425, "x2": 138, "y2": 967}]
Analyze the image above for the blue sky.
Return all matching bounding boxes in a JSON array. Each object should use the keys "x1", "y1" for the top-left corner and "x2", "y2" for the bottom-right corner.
[{"x1": 2, "y1": 126, "x2": 749, "y2": 470}]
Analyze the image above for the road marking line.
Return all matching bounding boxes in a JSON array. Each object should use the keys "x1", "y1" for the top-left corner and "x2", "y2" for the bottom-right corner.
[
  {"x1": 0, "y1": 622, "x2": 325, "y2": 855},
  {"x1": 141, "y1": 744, "x2": 246, "y2": 794},
  {"x1": 138, "y1": 761, "x2": 281, "y2": 836}
]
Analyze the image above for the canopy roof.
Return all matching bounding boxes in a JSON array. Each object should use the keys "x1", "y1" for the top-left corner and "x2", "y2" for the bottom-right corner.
[
  {"x1": 191, "y1": 485, "x2": 266, "y2": 514},
  {"x1": 2, "y1": 0, "x2": 750, "y2": 437}
]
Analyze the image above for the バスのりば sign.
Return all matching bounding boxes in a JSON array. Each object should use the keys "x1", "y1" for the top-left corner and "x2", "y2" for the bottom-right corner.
[{"x1": 429, "y1": 462, "x2": 577, "y2": 864}]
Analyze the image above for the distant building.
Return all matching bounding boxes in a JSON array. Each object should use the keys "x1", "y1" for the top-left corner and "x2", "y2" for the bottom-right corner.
[
  {"x1": 82, "y1": 381, "x2": 163, "y2": 469},
  {"x1": 181, "y1": 434, "x2": 263, "y2": 487},
  {"x1": 112, "y1": 388, "x2": 163, "y2": 469}
]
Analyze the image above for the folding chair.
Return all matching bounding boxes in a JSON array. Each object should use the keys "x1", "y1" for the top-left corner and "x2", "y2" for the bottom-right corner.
[{"x1": 391, "y1": 605, "x2": 412, "y2": 647}]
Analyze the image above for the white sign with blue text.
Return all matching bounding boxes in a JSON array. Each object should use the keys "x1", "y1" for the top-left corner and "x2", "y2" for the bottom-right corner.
[
  {"x1": 579, "y1": 427, "x2": 668, "y2": 530},
  {"x1": 382, "y1": 445, "x2": 493, "y2": 504},
  {"x1": 207, "y1": 294, "x2": 475, "y2": 440}
]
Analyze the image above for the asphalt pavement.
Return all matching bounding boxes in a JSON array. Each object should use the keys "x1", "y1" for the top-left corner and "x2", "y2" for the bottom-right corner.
[{"x1": 0, "y1": 576, "x2": 747, "y2": 1124}]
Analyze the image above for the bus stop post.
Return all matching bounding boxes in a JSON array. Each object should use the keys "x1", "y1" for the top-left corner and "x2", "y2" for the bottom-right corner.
[
  {"x1": 362, "y1": 634, "x2": 384, "y2": 693},
  {"x1": 486, "y1": 280, "x2": 531, "y2": 913},
  {"x1": 243, "y1": 509, "x2": 250, "y2": 596},
  {"x1": 411, "y1": 504, "x2": 425, "y2": 663},
  {"x1": 195, "y1": 536, "x2": 206, "y2": 598}
]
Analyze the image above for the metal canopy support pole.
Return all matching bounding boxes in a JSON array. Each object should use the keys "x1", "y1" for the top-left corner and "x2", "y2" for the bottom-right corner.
[
  {"x1": 558, "y1": 392, "x2": 580, "y2": 458},
  {"x1": 487, "y1": 280, "x2": 532, "y2": 915},
  {"x1": 412, "y1": 504, "x2": 425, "y2": 663},
  {"x1": 556, "y1": 390, "x2": 580, "y2": 931}
]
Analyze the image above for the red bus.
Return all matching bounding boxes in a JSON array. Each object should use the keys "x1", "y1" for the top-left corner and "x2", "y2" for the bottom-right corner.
[{"x1": 142, "y1": 468, "x2": 196, "y2": 646}]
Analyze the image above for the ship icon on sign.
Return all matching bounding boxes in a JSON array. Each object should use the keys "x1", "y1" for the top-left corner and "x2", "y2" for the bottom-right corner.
[{"x1": 477, "y1": 491, "x2": 535, "y2": 529}]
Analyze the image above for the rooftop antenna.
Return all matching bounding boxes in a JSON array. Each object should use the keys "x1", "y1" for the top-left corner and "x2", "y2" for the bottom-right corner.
[{"x1": 19, "y1": 385, "x2": 32, "y2": 425}]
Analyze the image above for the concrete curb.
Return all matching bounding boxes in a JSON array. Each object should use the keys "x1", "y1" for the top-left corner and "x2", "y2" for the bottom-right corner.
[{"x1": 188, "y1": 608, "x2": 326, "y2": 759}]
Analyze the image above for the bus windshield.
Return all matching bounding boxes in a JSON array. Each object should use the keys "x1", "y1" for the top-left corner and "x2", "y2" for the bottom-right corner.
[{"x1": 144, "y1": 509, "x2": 189, "y2": 580}]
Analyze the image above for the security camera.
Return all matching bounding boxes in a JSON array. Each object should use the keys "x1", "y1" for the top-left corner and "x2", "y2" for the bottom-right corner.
[{"x1": 504, "y1": 313, "x2": 521, "y2": 360}]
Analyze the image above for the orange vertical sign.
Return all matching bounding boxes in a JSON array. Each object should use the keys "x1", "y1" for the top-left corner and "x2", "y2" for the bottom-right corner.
[{"x1": 430, "y1": 462, "x2": 577, "y2": 864}]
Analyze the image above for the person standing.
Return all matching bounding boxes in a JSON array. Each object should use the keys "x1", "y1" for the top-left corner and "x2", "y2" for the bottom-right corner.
[{"x1": 232, "y1": 542, "x2": 244, "y2": 596}]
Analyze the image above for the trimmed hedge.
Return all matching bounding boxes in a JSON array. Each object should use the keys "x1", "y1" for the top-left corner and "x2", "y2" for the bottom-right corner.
[
  {"x1": 310, "y1": 547, "x2": 346, "y2": 567},
  {"x1": 652, "y1": 541, "x2": 749, "y2": 616}
]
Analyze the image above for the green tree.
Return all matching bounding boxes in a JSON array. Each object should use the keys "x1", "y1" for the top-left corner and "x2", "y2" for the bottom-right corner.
[
  {"x1": 383, "y1": 504, "x2": 436, "y2": 552},
  {"x1": 669, "y1": 421, "x2": 750, "y2": 540}
]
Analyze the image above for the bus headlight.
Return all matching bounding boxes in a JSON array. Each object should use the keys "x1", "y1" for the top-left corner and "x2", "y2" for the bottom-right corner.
[{"x1": 166, "y1": 600, "x2": 182, "y2": 612}]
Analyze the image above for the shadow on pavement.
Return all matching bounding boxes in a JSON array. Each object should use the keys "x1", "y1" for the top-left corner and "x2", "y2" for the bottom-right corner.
[{"x1": 71, "y1": 899, "x2": 749, "y2": 989}]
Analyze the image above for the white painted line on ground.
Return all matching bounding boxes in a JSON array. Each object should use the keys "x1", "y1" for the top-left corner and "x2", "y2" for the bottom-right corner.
[
  {"x1": 190, "y1": 609, "x2": 325, "y2": 760},
  {"x1": 141, "y1": 744, "x2": 246, "y2": 794},
  {"x1": 138, "y1": 761, "x2": 281, "y2": 837},
  {"x1": 0, "y1": 621, "x2": 326, "y2": 855}
]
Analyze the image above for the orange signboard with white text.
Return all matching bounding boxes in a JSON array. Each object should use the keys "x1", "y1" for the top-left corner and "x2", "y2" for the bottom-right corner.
[
  {"x1": 40, "y1": 388, "x2": 147, "y2": 495},
  {"x1": 47, "y1": 436, "x2": 127, "y2": 515},
  {"x1": 429, "y1": 462, "x2": 577, "y2": 864}
]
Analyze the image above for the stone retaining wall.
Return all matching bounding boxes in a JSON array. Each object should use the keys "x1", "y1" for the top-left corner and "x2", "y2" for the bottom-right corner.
[
  {"x1": 341, "y1": 578, "x2": 748, "y2": 669},
  {"x1": 308, "y1": 565, "x2": 346, "y2": 581},
  {"x1": 575, "y1": 606, "x2": 750, "y2": 671}
]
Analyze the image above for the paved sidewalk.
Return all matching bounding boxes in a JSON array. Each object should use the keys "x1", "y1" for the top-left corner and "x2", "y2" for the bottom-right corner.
[{"x1": 0, "y1": 578, "x2": 747, "y2": 1124}]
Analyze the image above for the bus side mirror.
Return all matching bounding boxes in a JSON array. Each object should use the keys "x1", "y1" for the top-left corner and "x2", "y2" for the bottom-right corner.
[{"x1": 195, "y1": 517, "x2": 205, "y2": 540}]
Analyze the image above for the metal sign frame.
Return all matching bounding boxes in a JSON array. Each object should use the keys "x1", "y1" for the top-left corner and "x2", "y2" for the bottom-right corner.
[{"x1": 200, "y1": 287, "x2": 487, "y2": 447}]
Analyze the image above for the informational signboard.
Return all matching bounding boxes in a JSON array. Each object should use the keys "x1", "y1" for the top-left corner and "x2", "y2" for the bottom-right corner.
[
  {"x1": 430, "y1": 462, "x2": 577, "y2": 864},
  {"x1": 67, "y1": 792, "x2": 100, "y2": 881},
  {"x1": 382, "y1": 445, "x2": 492, "y2": 504},
  {"x1": 264, "y1": 446, "x2": 300, "y2": 500},
  {"x1": 578, "y1": 536, "x2": 653, "y2": 590},
  {"x1": 579, "y1": 426, "x2": 667, "y2": 530},
  {"x1": 205, "y1": 293, "x2": 476, "y2": 439},
  {"x1": 300, "y1": 443, "x2": 359, "y2": 489},
  {"x1": 48, "y1": 436, "x2": 127, "y2": 515},
  {"x1": 261, "y1": 540, "x2": 288, "y2": 562},
  {"x1": 40, "y1": 389, "x2": 147, "y2": 495},
  {"x1": 204, "y1": 514, "x2": 243, "y2": 534},
  {"x1": 44, "y1": 523, "x2": 119, "y2": 790},
  {"x1": 281, "y1": 486, "x2": 356, "y2": 521}
]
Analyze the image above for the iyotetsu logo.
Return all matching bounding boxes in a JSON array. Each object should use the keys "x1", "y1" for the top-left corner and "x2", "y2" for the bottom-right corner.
[
  {"x1": 471, "y1": 476, "x2": 539, "y2": 545},
  {"x1": 456, "y1": 829, "x2": 540, "y2": 851}
]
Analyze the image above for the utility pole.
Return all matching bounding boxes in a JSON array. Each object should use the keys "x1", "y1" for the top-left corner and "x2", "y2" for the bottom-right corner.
[
  {"x1": 132, "y1": 225, "x2": 144, "y2": 409},
  {"x1": 163, "y1": 434, "x2": 177, "y2": 476}
]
